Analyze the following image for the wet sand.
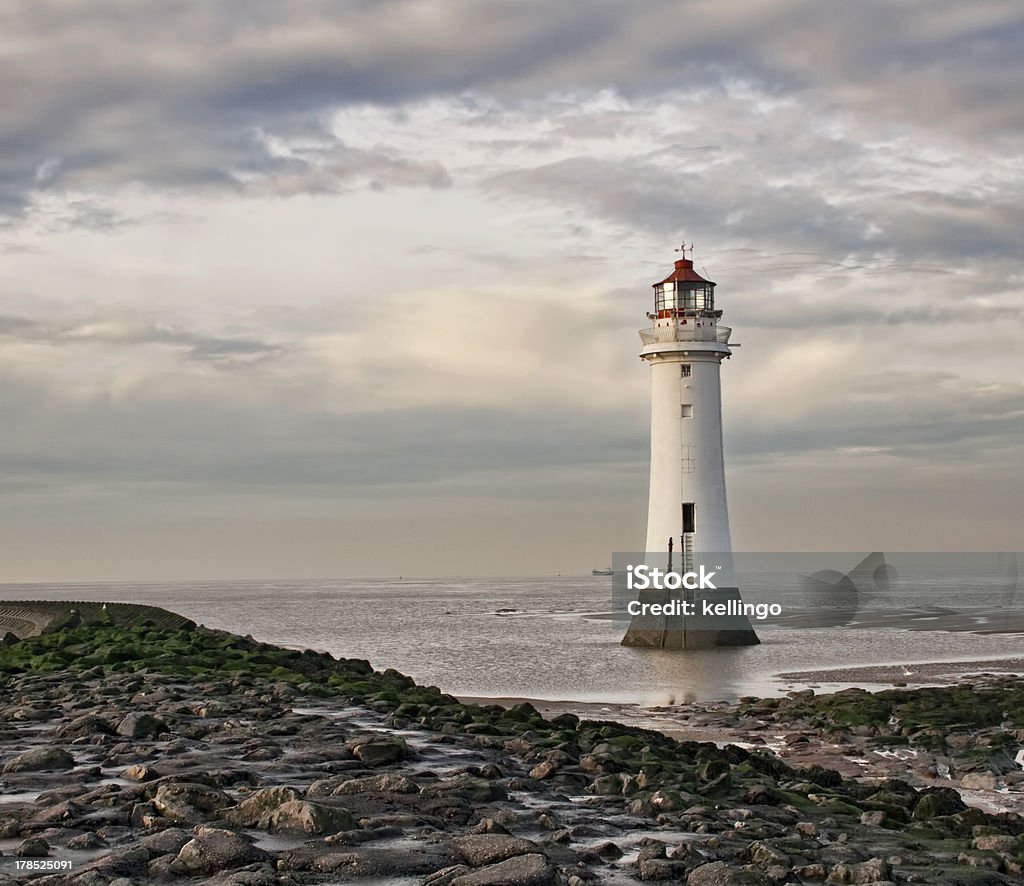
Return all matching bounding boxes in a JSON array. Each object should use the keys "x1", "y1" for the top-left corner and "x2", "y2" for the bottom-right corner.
[
  {"x1": 776, "y1": 655, "x2": 1024, "y2": 685},
  {"x1": 461, "y1": 653, "x2": 1024, "y2": 713},
  {"x1": 460, "y1": 653, "x2": 1024, "y2": 748}
]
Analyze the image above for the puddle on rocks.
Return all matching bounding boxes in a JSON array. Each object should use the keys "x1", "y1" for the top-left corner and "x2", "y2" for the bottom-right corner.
[
  {"x1": 0, "y1": 771, "x2": 151, "y2": 812},
  {"x1": 607, "y1": 829, "x2": 707, "y2": 864},
  {"x1": 0, "y1": 789, "x2": 42, "y2": 804},
  {"x1": 956, "y1": 786, "x2": 1024, "y2": 816},
  {"x1": 0, "y1": 842, "x2": 114, "y2": 868},
  {"x1": 291, "y1": 706, "x2": 496, "y2": 776},
  {"x1": 244, "y1": 831, "x2": 310, "y2": 852},
  {"x1": 314, "y1": 859, "x2": 445, "y2": 885}
]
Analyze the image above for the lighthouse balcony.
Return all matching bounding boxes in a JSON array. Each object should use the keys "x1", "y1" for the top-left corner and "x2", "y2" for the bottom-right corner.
[{"x1": 640, "y1": 325, "x2": 732, "y2": 345}]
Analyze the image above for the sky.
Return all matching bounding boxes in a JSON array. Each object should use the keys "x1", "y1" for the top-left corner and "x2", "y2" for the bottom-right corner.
[{"x1": 1, "y1": 1, "x2": 1023, "y2": 580}]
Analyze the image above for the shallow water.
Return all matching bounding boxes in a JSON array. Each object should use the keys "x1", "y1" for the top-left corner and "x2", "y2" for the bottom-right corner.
[{"x1": 1, "y1": 576, "x2": 1021, "y2": 703}]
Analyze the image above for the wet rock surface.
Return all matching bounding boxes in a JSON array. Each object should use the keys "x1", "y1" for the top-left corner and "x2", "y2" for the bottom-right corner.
[{"x1": 0, "y1": 615, "x2": 1021, "y2": 884}]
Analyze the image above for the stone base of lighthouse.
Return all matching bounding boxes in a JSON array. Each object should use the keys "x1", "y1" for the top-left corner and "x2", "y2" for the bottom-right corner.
[{"x1": 621, "y1": 587, "x2": 760, "y2": 649}]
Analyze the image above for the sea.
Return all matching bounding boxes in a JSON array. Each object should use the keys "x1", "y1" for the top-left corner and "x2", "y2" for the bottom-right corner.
[{"x1": 2, "y1": 563, "x2": 1023, "y2": 703}]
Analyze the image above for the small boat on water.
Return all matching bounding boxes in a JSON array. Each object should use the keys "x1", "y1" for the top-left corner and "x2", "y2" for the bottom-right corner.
[{"x1": 591, "y1": 567, "x2": 614, "y2": 576}]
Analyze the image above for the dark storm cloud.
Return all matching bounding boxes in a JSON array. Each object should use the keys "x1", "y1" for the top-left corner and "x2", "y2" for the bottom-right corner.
[
  {"x1": 485, "y1": 157, "x2": 875, "y2": 257},
  {"x1": 3, "y1": 1, "x2": 1022, "y2": 218}
]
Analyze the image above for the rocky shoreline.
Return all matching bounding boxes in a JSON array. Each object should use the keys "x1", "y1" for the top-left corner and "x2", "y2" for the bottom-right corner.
[{"x1": 1, "y1": 606, "x2": 1023, "y2": 885}]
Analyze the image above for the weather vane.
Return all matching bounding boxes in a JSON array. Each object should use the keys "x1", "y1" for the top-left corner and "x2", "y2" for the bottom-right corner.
[{"x1": 675, "y1": 241, "x2": 694, "y2": 258}]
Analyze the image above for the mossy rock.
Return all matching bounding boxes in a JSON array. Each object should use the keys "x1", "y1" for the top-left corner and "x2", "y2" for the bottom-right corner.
[
  {"x1": 913, "y1": 788, "x2": 968, "y2": 821},
  {"x1": 872, "y1": 734, "x2": 910, "y2": 747},
  {"x1": 500, "y1": 702, "x2": 543, "y2": 722},
  {"x1": 698, "y1": 758, "x2": 730, "y2": 782},
  {"x1": 819, "y1": 798, "x2": 864, "y2": 817},
  {"x1": 795, "y1": 765, "x2": 842, "y2": 788}
]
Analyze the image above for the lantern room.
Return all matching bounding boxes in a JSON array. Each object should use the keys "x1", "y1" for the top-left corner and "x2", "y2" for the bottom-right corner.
[{"x1": 653, "y1": 256, "x2": 716, "y2": 319}]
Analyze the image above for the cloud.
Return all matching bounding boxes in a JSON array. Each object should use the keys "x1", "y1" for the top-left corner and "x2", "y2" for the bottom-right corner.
[
  {"x1": 0, "y1": 1, "x2": 1022, "y2": 576},
  {"x1": 0, "y1": 311, "x2": 286, "y2": 367},
  {"x1": 3, "y1": 2, "x2": 1022, "y2": 220}
]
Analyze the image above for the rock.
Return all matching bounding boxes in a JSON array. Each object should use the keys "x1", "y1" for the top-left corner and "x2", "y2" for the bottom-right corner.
[
  {"x1": 449, "y1": 853, "x2": 559, "y2": 886},
  {"x1": 426, "y1": 865, "x2": 473, "y2": 885},
  {"x1": 860, "y1": 810, "x2": 887, "y2": 826},
  {"x1": 263, "y1": 799, "x2": 354, "y2": 835},
  {"x1": 449, "y1": 835, "x2": 541, "y2": 866},
  {"x1": 153, "y1": 782, "x2": 231, "y2": 823},
  {"x1": 223, "y1": 786, "x2": 301, "y2": 827},
  {"x1": 56, "y1": 714, "x2": 116, "y2": 739},
  {"x1": 66, "y1": 832, "x2": 108, "y2": 850},
  {"x1": 591, "y1": 841, "x2": 623, "y2": 860},
  {"x1": 911, "y1": 787, "x2": 967, "y2": 820},
  {"x1": 470, "y1": 819, "x2": 510, "y2": 836},
  {"x1": 116, "y1": 712, "x2": 168, "y2": 739},
  {"x1": 637, "y1": 843, "x2": 667, "y2": 863},
  {"x1": 528, "y1": 761, "x2": 558, "y2": 780},
  {"x1": 420, "y1": 774, "x2": 508, "y2": 803},
  {"x1": 242, "y1": 746, "x2": 281, "y2": 762},
  {"x1": 961, "y1": 772, "x2": 998, "y2": 790},
  {"x1": 825, "y1": 858, "x2": 892, "y2": 885},
  {"x1": 76, "y1": 847, "x2": 151, "y2": 879},
  {"x1": 16, "y1": 838, "x2": 49, "y2": 858},
  {"x1": 649, "y1": 789, "x2": 689, "y2": 812},
  {"x1": 173, "y1": 826, "x2": 269, "y2": 874},
  {"x1": 330, "y1": 773, "x2": 420, "y2": 795},
  {"x1": 138, "y1": 827, "x2": 193, "y2": 858},
  {"x1": 27, "y1": 798, "x2": 89, "y2": 826},
  {"x1": 197, "y1": 868, "x2": 292, "y2": 885},
  {"x1": 122, "y1": 764, "x2": 161, "y2": 782},
  {"x1": 956, "y1": 850, "x2": 1005, "y2": 870},
  {"x1": 972, "y1": 834, "x2": 1017, "y2": 853},
  {"x1": 148, "y1": 853, "x2": 179, "y2": 879},
  {"x1": 3, "y1": 706, "x2": 55, "y2": 722},
  {"x1": 698, "y1": 758, "x2": 731, "y2": 782},
  {"x1": 747, "y1": 841, "x2": 790, "y2": 866},
  {"x1": 346, "y1": 734, "x2": 408, "y2": 766},
  {"x1": 131, "y1": 801, "x2": 161, "y2": 828},
  {"x1": 687, "y1": 861, "x2": 772, "y2": 885},
  {"x1": 2, "y1": 747, "x2": 74, "y2": 772},
  {"x1": 589, "y1": 774, "x2": 624, "y2": 796},
  {"x1": 639, "y1": 857, "x2": 689, "y2": 880},
  {"x1": 306, "y1": 774, "x2": 355, "y2": 799},
  {"x1": 743, "y1": 785, "x2": 785, "y2": 805}
]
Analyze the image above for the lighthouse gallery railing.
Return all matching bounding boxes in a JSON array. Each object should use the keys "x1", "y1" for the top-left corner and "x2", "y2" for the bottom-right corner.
[{"x1": 639, "y1": 325, "x2": 732, "y2": 345}]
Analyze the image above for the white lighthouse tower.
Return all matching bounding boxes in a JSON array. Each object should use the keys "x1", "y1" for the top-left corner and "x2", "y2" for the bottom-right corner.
[{"x1": 622, "y1": 246, "x2": 758, "y2": 648}]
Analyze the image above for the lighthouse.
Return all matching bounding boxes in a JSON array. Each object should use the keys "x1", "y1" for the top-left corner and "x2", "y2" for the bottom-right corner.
[{"x1": 621, "y1": 246, "x2": 759, "y2": 649}]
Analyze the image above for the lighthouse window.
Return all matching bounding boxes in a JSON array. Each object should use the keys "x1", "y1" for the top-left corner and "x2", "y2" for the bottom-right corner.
[
  {"x1": 681, "y1": 404, "x2": 693, "y2": 418},
  {"x1": 655, "y1": 282, "x2": 715, "y2": 314},
  {"x1": 655, "y1": 283, "x2": 677, "y2": 312},
  {"x1": 680, "y1": 364, "x2": 691, "y2": 378}
]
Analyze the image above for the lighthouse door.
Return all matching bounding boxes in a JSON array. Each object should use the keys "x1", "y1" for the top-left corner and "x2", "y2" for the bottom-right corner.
[
  {"x1": 681, "y1": 503, "x2": 696, "y2": 573},
  {"x1": 682, "y1": 502, "x2": 695, "y2": 534}
]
